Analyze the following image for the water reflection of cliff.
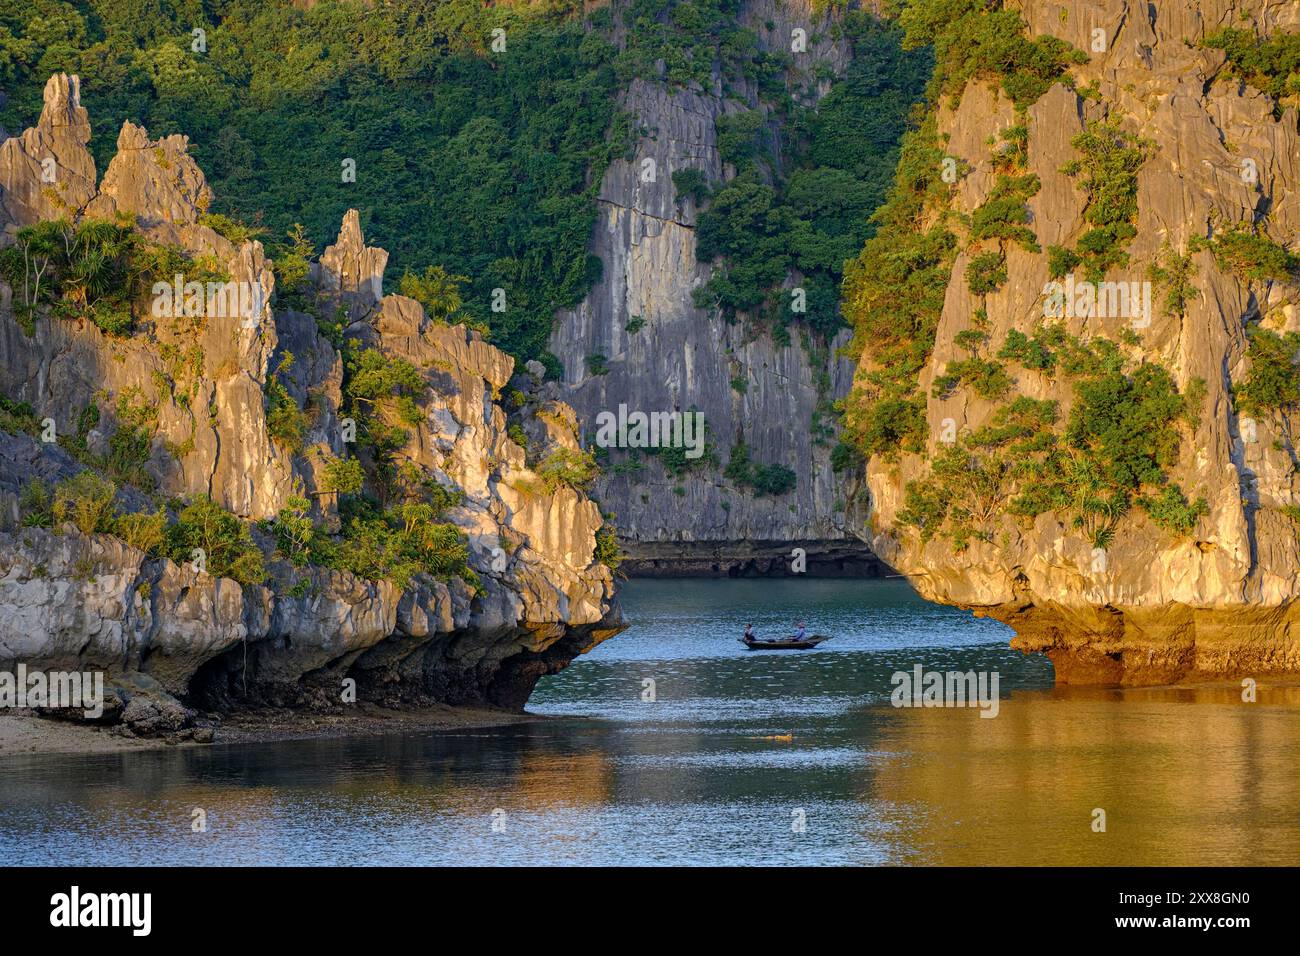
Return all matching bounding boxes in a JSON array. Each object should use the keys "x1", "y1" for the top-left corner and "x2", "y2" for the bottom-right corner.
[{"x1": 867, "y1": 683, "x2": 1300, "y2": 865}]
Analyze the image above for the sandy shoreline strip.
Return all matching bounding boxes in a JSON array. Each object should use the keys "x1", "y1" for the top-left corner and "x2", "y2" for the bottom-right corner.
[{"x1": 0, "y1": 704, "x2": 543, "y2": 757}]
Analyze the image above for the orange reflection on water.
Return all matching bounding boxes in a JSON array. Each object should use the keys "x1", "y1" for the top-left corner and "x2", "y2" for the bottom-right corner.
[{"x1": 865, "y1": 681, "x2": 1300, "y2": 865}]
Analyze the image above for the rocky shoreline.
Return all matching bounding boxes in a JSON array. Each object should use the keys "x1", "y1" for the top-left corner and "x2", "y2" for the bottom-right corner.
[
  {"x1": 994, "y1": 603, "x2": 1300, "y2": 685},
  {"x1": 0, "y1": 703, "x2": 540, "y2": 756}
]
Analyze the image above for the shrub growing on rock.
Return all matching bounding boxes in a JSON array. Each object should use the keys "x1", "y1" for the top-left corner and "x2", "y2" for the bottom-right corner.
[
  {"x1": 536, "y1": 447, "x2": 599, "y2": 492},
  {"x1": 167, "y1": 497, "x2": 267, "y2": 586},
  {"x1": 113, "y1": 510, "x2": 168, "y2": 556},
  {"x1": 724, "y1": 442, "x2": 797, "y2": 495},
  {"x1": 321, "y1": 455, "x2": 366, "y2": 495},
  {"x1": 52, "y1": 472, "x2": 118, "y2": 536},
  {"x1": 1236, "y1": 328, "x2": 1300, "y2": 415}
]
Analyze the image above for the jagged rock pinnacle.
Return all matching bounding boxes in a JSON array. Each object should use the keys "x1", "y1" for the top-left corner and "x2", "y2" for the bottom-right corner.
[
  {"x1": 0, "y1": 72, "x2": 97, "y2": 230},
  {"x1": 318, "y1": 209, "x2": 389, "y2": 308}
]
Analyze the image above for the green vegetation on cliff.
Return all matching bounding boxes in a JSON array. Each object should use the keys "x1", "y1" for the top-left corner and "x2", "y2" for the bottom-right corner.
[
  {"x1": 836, "y1": 0, "x2": 1082, "y2": 460},
  {"x1": 901, "y1": 330, "x2": 1207, "y2": 550},
  {"x1": 1236, "y1": 328, "x2": 1300, "y2": 417},
  {"x1": 724, "y1": 441, "x2": 798, "y2": 496},
  {"x1": 613, "y1": 0, "x2": 785, "y2": 93},
  {"x1": 1201, "y1": 27, "x2": 1300, "y2": 114},
  {"x1": 0, "y1": 215, "x2": 227, "y2": 337},
  {"x1": 13, "y1": 448, "x2": 477, "y2": 593},
  {"x1": 168, "y1": 495, "x2": 267, "y2": 584},
  {"x1": 270, "y1": 491, "x2": 473, "y2": 592},
  {"x1": 1193, "y1": 222, "x2": 1299, "y2": 284},
  {"x1": 1048, "y1": 119, "x2": 1153, "y2": 283},
  {"x1": 3, "y1": 316, "x2": 481, "y2": 593},
  {"x1": 839, "y1": 110, "x2": 957, "y2": 457},
  {"x1": 839, "y1": 1, "x2": 1217, "y2": 550},
  {"x1": 20, "y1": 472, "x2": 270, "y2": 585},
  {"x1": 687, "y1": 10, "x2": 930, "y2": 340},
  {"x1": 890, "y1": 0, "x2": 1086, "y2": 106}
]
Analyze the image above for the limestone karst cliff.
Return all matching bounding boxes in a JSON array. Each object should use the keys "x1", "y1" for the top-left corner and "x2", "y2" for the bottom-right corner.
[
  {"x1": 549, "y1": 0, "x2": 898, "y2": 576},
  {"x1": 0, "y1": 75, "x2": 622, "y2": 735},
  {"x1": 844, "y1": 0, "x2": 1300, "y2": 682}
]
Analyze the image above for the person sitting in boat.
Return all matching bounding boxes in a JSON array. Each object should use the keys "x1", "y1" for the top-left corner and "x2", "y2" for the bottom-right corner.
[
  {"x1": 743, "y1": 624, "x2": 756, "y2": 641},
  {"x1": 792, "y1": 622, "x2": 807, "y2": 641}
]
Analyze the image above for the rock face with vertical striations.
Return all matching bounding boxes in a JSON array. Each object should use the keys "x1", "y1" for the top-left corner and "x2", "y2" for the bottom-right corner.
[
  {"x1": 846, "y1": 0, "x2": 1300, "y2": 683},
  {"x1": 0, "y1": 76, "x2": 623, "y2": 734},
  {"x1": 548, "y1": 0, "x2": 883, "y2": 576}
]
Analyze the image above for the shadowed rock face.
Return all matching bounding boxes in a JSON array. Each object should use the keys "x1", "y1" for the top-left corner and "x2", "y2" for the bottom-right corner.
[
  {"x1": 548, "y1": 0, "x2": 878, "y2": 575},
  {"x1": 0, "y1": 75, "x2": 623, "y2": 730},
  {"x1": 850, "y1": 0, "x2": 1300, "y2": 683}
]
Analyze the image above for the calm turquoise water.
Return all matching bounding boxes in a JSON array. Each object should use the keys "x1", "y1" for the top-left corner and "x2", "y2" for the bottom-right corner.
[{"x1": 3, "y1": 579, "x2": 1298, "y2": 866}]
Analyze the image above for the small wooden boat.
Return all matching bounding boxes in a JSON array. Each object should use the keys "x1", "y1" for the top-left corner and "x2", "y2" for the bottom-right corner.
[{"x1": 740, "y1": 635, "x2": 831, "y2": 651}]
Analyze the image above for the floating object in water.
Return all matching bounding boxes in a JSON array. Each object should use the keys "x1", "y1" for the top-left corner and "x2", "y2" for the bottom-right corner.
[{"x1": 739, "y1": 635, "x2": 831, "y2": 650}]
